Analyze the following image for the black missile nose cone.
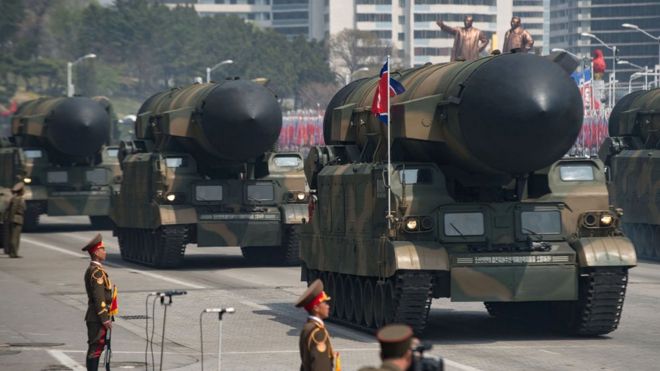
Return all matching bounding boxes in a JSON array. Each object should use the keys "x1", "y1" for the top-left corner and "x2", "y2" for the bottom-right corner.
[
  {"x1": 201, "y1": 80, "x2": 282, "y2": 162},
  {"x1": 47, "y1": 97, "x2": 110, "y2": 158},
  {"x1": 459, "y1": 53, "x2": 583, "y2": 174}
]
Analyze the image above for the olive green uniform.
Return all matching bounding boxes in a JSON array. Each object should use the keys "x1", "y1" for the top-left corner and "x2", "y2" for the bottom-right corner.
[
  {"x1": 7, "y1": 193, "x2": 25, "y2": 258},
  {"x1": 358, "y1": 361, "x2": 403, "y2": 371},
  {"x1": 84, "y1": 262, "x2": 113, "y2": 365},
  {"x1": 299, "y1": 318, "x2": 334, "y2": 371}
]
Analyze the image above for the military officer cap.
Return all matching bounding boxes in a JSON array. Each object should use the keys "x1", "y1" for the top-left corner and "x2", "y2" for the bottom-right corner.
[
  {"x1": 295, "y1": 279, "x2": 331, "y2": 312},
  {"x1": 11, "y1": 182, "x2": 24, "y2": 193},
  {"x1": 377, "y1": 324, "x2": 414, "y2": 359},
  {"x1": 82, "y1": 233, "x2": 104, "y2": 254}
]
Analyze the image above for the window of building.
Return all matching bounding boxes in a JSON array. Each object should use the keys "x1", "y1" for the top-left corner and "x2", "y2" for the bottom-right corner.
[{"x1": 356, "y1": 13, "x2": 393, "y2": 22}]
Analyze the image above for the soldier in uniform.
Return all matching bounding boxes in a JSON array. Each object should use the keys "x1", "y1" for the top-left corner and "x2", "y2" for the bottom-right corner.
[
  {"x1": 82, "y1": 233, "x2": 115, "y2": 371},
  {"x1": 358, "y1": 324, "x2": 415, "y2": 371},
  {"x1": 502, "y1": 16, "x2": 534, "y2": 53},
  {"x1": 436, "y1": 16, "x2": 489, "y2": 61},
  {"x1": 295, "y1": 279, "x2": 338, "y2": 371},
  {"x1": 6, "y1": 182, "x2": 26, "y2": 258}
]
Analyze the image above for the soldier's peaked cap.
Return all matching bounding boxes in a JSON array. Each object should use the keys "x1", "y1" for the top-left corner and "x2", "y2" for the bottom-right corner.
[
  {"x1": 377, "y1": 324, "x2": 414, "y2": 359},
  {"x1": 82, "y1": 233, "x2": 103, "y2": 252},
  {"x1": 295, "y1": 279, "x2": 330, "y2": 309},
  {"x1": 11, "y1": 182, "x2": 24, "y2": 193}
]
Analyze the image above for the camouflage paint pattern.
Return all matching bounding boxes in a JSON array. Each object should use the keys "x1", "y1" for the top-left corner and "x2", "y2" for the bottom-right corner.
[
  {"x1": 112, "y1": 81, "x2": 307, "y2": 250},
  {"x1": 302, "y1": 55, "x2": 635, "y2": 304},
  {"x1": 112, "y1": 150, "x2": 308, "y2": 247},
  {"x1": 600, "y1": 88, "x2": 660, "y2": 259},
  {"x1": 1, "y1": 97, "x2": 121, "y2": 222}
]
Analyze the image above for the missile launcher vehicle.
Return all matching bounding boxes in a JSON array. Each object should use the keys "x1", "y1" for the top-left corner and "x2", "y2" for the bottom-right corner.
[
  {"x1": 111, "y1": 80, "x2": 308, "y2": 268},
  {"x1": 599, "y1": 88, "x2": 660, "y2": 260},
  {"x1": 301, "y1": 53, "x2": 636, "y2": 335},
  {"x1": 0, "y1": 96, "x2": 121, "y2": 230}
]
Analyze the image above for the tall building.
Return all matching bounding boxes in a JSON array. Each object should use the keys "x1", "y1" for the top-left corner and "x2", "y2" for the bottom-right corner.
[
  {"x1": 319, "y1": 0, "x2": 513, "y2": 67},
  {"x1": 549, "y1": 0, "x2": 660, "y2": 81},
  {"x1": 163, "y1": 1, "x2": 521, "y2": 68},
  {"x1": 512, "y1": 0, "x2": 544, "y2": 54}
]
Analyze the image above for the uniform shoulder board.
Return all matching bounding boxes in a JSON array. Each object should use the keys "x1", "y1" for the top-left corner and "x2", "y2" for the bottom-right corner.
[
  {"x1": 308, "y1": 327, "x2": 328, "y2": 346},
  {"x1": 91, "y1": 269, "x2": 106, "y2": 283}
]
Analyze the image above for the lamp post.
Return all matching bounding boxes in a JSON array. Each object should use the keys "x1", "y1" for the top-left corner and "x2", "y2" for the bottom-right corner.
[
  {"x1": 346, "y1": 66, "x2": 370, "y2": 85},
  {"x1": 206, "y1": 59, "x2": 234, "y2": 83},
  {"x1": 581, "y1": 32, "x2": 618, "y2": 106},
  {"x1": 67, "y1": 53, "x2": 96, "y2": 97},
  {"x1": 619, "y1": 60, "x2": 648, "y2": 91},
  {"x1": 622, "y1": 23, "x2": 660, "y2": 87}
]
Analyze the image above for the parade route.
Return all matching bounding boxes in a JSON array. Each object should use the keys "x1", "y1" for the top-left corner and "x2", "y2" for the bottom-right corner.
[{"x1": 1, "y1": 216, "x2": 660, "y2": 370}]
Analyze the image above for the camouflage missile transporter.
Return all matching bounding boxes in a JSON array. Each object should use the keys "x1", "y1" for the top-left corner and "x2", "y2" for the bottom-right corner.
[
  {"x1": 301, "y1": 53, "x2": 636, "y2": 335},
  {"x1": 600, "y1": 88, "x2": 660, "y2": 260},
  {"x1": 0, "y1": 96, "x2": 122, "y2": 230},
  {"x1": 111, "y1": 80, "x2": 309, "y2": 268}
]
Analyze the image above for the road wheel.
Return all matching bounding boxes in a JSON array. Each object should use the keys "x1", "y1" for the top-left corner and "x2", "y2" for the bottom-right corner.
[
  {"x1": 352, "y1": 276, "x2": 365, "y2": 326},
  {"x1": 373, "y1": 281, "x2": 385, "y2": 328},
  {"x1": 22, "y1": 202, "x2": 41, "y2": 232},
  {"x1": 326, "y1": 272, "x2": 337, "y2": 318},
  {"x1": 343, "y1": 275, "x2": 355, "y2": 322},
  {"x1": 363, "y1": 278, "x2": 375, "y2": 329},
  {"x1": 335, "y1": 274, "x2": 346, "y2": 320}
]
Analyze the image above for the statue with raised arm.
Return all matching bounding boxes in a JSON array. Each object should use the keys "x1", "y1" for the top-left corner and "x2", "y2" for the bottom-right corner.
[
  {"x1": 436, "y1": 15, "x2": 489, "y2": 61},
  {"x1": 503, "y1": 16, "x2": 534, "y2": 53}
]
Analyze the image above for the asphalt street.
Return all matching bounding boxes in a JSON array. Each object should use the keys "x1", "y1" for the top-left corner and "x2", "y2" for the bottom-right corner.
[{"x1": 1, "y1": 216, "x2": 659, "y2": 371}]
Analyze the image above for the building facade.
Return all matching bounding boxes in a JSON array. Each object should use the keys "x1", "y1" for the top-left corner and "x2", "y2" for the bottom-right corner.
[
  {"x1": 163, "y1": 1, "x2": 525, "y2": 67},
  {"x1": 548, "y1": 0, "x2": 660, "y2": 80}
]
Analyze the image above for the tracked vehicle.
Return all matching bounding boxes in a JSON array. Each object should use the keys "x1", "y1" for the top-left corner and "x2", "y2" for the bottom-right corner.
[
  {"x1": 0, "y1": 96, "x2": 121, "y2": 230},
  {"x1": 111, "y1": 80, "x2": 308, "y2": 268},
  {"x1": 301, "y1": 53, "x2": 636, "y2": 335},
  {"x1": 600, "y1": 88, "x2": 660, "y2": 260}
]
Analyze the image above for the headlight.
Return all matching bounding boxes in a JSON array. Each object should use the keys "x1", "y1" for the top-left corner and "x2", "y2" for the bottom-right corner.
[
  {"x1": 600, "y1": 214, "x2": 613, "y2": 226},
  {"x1": 23, "y1": 177, "x2": 32, "y2": 184},
  {"x1": 405, "y1": 218, "x2": 419, "y2": 231},
  {"x1": 287, "y1": 191, "x2": 307, "y2": 203},
  {"x1": 580, "y1": 211, "x2": 616, "y2": 229},
  {"x1": 166, "y1": 193, "x2": 177, "y2": 202}
]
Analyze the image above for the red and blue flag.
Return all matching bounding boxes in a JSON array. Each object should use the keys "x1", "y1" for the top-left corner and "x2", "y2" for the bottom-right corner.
[{"x1": 371, "y1": 61, "x2": 405, "y2": 123}]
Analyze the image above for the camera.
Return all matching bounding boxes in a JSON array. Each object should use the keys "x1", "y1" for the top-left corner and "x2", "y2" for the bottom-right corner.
[{"x1": 410, "y1": 342, "x2": 444, "y2": 371}]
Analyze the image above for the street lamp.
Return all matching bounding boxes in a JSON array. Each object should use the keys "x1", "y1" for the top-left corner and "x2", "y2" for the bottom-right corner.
[
  {"x1": 206, "y1": 59, "x2": 234, "y2": 83},
  {"x1": 67, "y1": 53, "x2": 96, "y2": 97},
  {"x1": 551, "y1": 48, "x2": 581, "y2": 60},
  {"x1": 622, "y1": 23, "x2": 660, "y2": 87},
  {"x1": 620, "y1": 60, "x2": 649, "y2": 92},
  {"x1": 617, "y1": 59, "x2": 644, "y2": 71},
  {"x1": 581, "y1": 32, "x2": 618, "y2": 106},
  {"x1": 346, "y1": 66, "x2": 370, "y2": 84},
  {"x1": 622, "y1": 23, "x2": 660, "y2": 67}
]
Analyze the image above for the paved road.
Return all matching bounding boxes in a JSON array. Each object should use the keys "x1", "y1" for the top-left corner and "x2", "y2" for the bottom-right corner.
[{"x1": 1, "y1": 216, "x2": 659, "y2": 371}]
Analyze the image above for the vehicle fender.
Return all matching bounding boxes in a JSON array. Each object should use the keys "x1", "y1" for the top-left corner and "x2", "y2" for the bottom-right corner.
[
  {"x1": 386, "y1": 240, "x2": 450, "y2": 277},
  {"x1": 280, "y1": 203, "x2": 308, "y2": 224},
  {"x1": 573, "y1": 236, "x2": 637, "y2": 267},
  {"x1": 158, "y1": 205, "x2": 197, "y2": 225},
  {"x1": 24, "y1": 185, "x2": 47, "y2": 201}
]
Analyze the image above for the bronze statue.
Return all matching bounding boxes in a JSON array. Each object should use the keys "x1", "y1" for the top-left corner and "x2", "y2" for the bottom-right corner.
[
  {"x1": 436, "y1": 16, "x2": 489, "y2": 61},
  {"x1": 503, "y1": 16, "x2": 534, "y2": 53}
]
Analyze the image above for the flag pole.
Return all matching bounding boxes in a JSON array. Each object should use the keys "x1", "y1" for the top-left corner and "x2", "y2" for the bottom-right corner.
[{"x1": 386, "y1": 54, "x2": 392, "y2": 231}]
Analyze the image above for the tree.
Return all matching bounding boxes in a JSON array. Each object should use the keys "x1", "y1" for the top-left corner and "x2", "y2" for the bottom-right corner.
[{"x1": 329, "y1": 29, "x2": 387, "y2": 82}]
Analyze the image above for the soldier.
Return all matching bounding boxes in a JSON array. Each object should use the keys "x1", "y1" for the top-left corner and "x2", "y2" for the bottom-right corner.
[
  {"x1": 6, "y1": 182, "x2": 26, "y2": 258},
  {"x1": 502, "y1": 16, "x2": 534, "y2": 53},
  {"x1": 436, "y1": 16, "x2": 489, "y2": 61},
  {"x1": 358, "y1": 324, "x2": 415, "y2": 371},
  {"x1": 82, "y1": 233, "x2": 116, "y2": 371},
  {"x1": 295, "y1": 279, "x2": 338, "y2": 371}
]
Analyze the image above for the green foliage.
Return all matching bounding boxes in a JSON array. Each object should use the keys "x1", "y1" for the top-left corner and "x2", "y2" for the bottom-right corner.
[{"x1": 2, "y1": 0, "x2": 334, "y2": 109}]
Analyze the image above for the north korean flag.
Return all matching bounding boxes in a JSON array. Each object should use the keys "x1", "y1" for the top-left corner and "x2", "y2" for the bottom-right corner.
[{"x1": 371, "y1": 61, "x2": 405, "y2": 124}]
